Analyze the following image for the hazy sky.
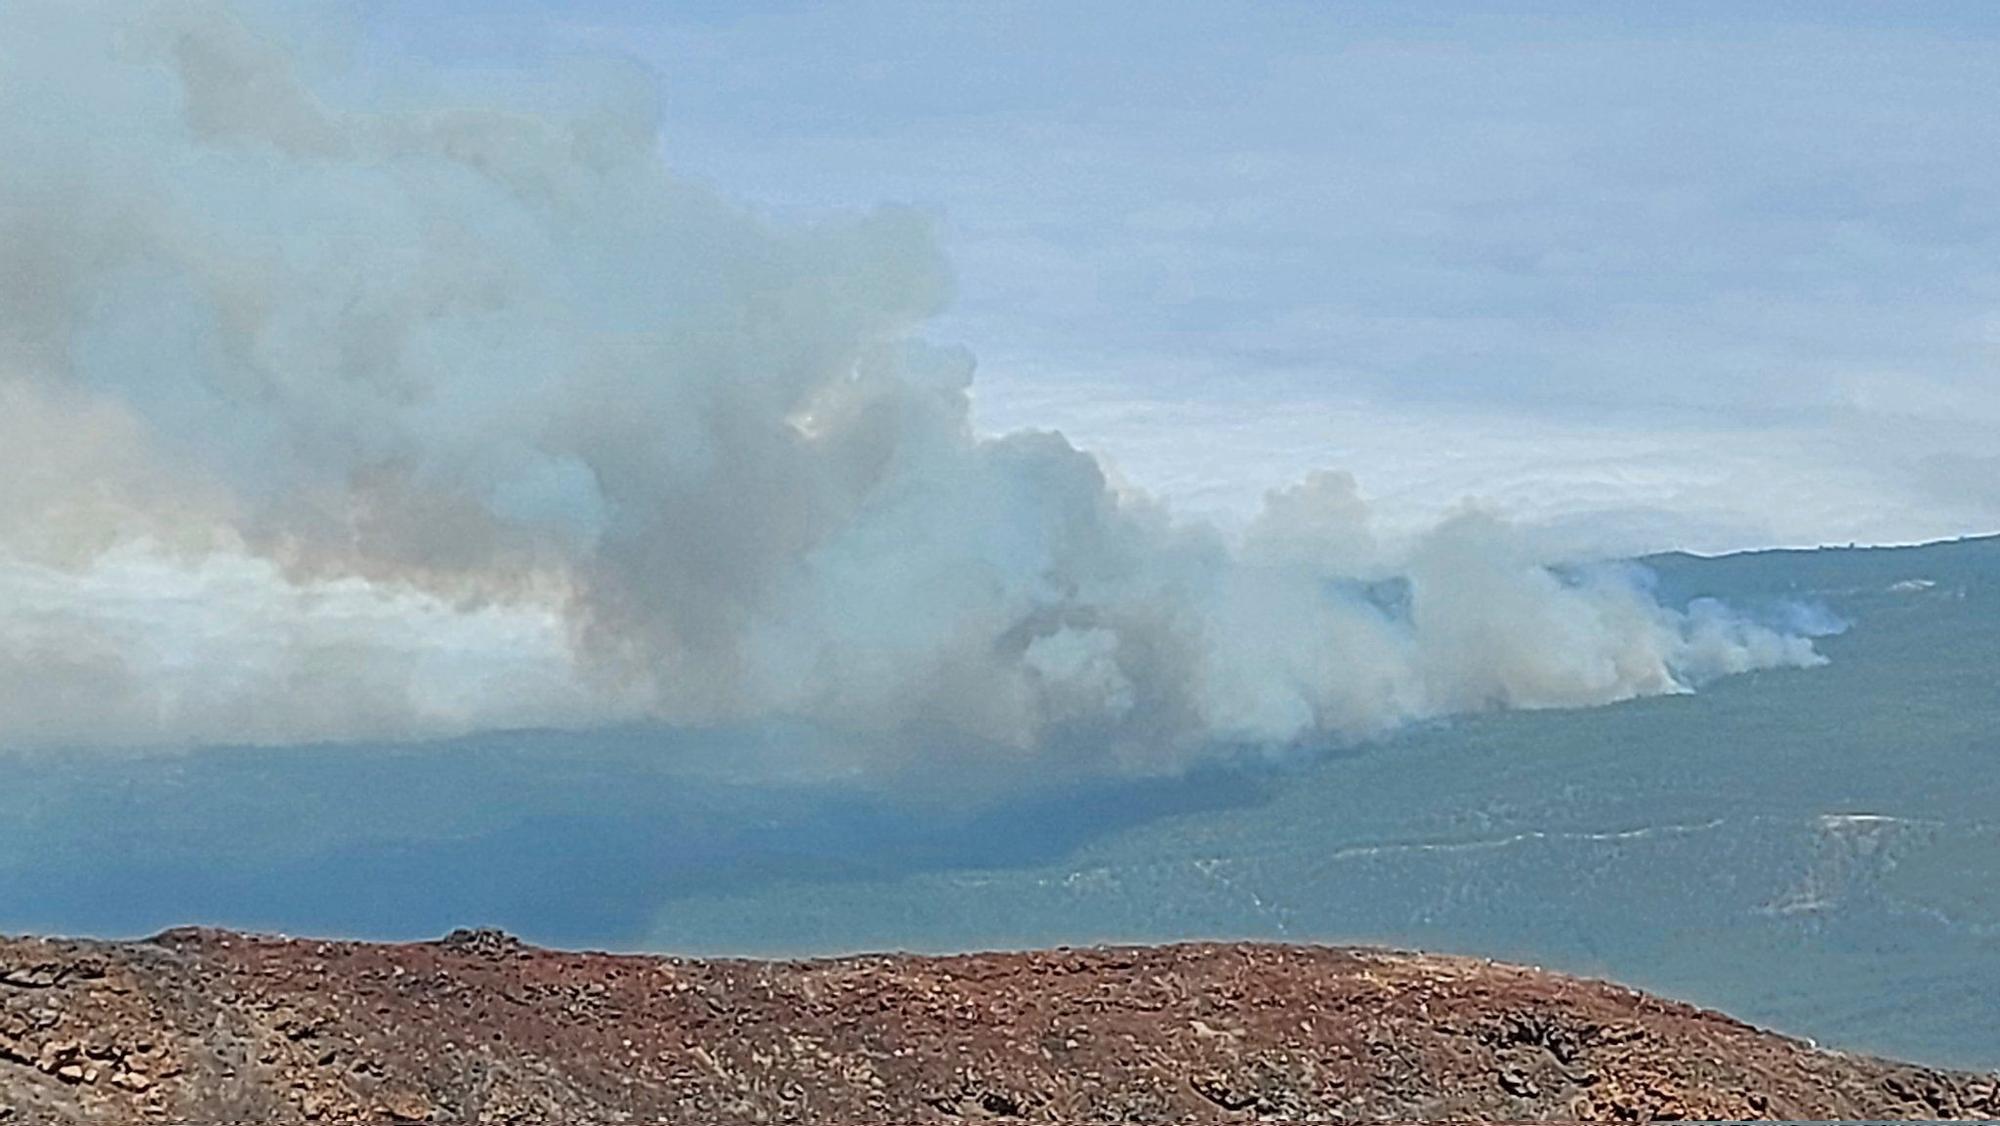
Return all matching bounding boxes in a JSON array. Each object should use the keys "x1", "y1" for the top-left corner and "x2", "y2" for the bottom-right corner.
[{"x1": 360, "y1": 0, "x2": 2000, "y2": 552}]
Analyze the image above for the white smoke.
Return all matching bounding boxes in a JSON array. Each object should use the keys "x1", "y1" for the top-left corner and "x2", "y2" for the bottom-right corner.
[{"x1": 0, "y1": 1, "x2": 1823, "y2": 770}]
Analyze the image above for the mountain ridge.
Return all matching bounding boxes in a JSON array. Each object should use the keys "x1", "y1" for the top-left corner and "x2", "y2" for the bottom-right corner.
[{"x1": 3, "y1": 927, "x2": 1996, "y2": 1123}]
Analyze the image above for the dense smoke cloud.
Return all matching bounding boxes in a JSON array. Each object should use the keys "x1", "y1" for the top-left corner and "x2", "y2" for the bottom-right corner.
[{"x1": 0, "y1": 2, "x2": 1823, "y2": 769}]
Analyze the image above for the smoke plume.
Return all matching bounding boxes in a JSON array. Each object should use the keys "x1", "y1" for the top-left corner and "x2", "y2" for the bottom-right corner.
[{"x1": 0, "y1": 2, "x2": 1823, "y2": 771}]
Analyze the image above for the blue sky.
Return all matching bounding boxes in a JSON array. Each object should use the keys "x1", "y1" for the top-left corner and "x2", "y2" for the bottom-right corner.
[{"x1": 334, "y1": 1, "x2": 2000, "y2": 552}]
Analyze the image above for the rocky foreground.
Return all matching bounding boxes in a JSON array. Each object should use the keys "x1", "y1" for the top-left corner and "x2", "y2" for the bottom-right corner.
[{"x1": 1, "y1": 928, "x2": 1994, "y2": 1123}]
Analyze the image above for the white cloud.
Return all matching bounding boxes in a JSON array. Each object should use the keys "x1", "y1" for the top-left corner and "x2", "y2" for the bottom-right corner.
[{"x1": 492, "y1": 1, "x2": 2000, "y2": 550}]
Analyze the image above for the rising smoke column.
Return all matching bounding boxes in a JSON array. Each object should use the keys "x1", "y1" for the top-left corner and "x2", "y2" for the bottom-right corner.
[{"x1": 0, "y1": 1, "x2": 1823, "y2": 768}]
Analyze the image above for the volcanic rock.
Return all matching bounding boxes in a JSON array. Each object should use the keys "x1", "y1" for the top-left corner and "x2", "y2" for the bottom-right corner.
[{"x1": 0, "y1": 928, "x2": 1993, "y2": 1122}]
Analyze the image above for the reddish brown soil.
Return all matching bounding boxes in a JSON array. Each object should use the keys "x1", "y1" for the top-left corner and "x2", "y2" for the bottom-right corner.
[{"x1": 1, "y1": 926, "x2": 1992, "y2": 1123}]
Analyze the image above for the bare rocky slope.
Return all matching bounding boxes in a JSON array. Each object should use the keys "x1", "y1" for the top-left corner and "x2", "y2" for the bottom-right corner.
[{"x1": 1, "y1": 927, "x2": 1993, "y2": 1124}]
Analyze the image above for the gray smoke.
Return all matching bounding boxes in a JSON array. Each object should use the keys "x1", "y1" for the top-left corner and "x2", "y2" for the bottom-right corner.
[{"x1": 0, "y1": 1, "x2": 1823, "y2": 769}]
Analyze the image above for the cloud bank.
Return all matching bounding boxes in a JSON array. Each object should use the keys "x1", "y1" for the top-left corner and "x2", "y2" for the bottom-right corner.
[{"x1": 0, "y1": 1, "x2": 1822, "y2": 771}]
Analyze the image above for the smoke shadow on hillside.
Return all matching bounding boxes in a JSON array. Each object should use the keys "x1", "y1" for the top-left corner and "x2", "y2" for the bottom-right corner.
[{"x1": 0, "y1": 726, "x2": 1277, "y2": 948}]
